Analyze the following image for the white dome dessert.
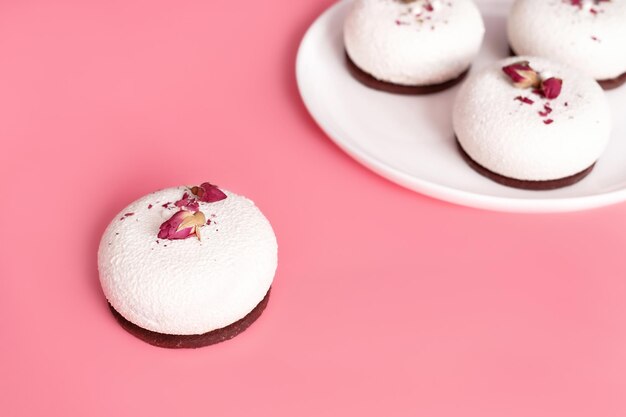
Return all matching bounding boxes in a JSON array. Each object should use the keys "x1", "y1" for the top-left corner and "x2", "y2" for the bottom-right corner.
[
  {"x1": 508, "y1": 0, "x2": 626, "y2": 89},
  {"x1": 98, "y1": 183, "x2": 277, "y2": 346},
  {"x1": 453, "y1": 56, "x2": 611, "y2": 189},
  {"x1": 344, "y1": 0, "x2": 485, "y2": 90}
]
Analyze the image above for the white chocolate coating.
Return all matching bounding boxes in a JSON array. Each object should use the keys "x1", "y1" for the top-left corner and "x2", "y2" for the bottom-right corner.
[
  {"x1": 98, "y1": 187, "x2": 277, "y2": 335},
  {"x1": 453, "y1": 56, "x2": 611, "y2": 181},
  {"x1": 344, "y1": 0, "x2": 485, "y2": 86},
  {"x1": 508, "y1": 0, "x2": 626, "y2": 81}
]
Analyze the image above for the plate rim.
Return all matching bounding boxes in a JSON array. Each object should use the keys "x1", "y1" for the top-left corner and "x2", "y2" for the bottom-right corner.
[{"x1": 295, "y1": 0, "x2": 626, "y2": 213}]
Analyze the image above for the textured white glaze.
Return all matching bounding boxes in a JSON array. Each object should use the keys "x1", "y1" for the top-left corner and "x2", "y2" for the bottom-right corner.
[
  {"x1": 344, "y1": 0, "x2": 485, "y2": 86},
  {"x1": 508, "y1": 0, "x2": 626, "y2": 80},
  {"x1": 453, "y1": 56, "x2": 611, "y2": 181},
  {"x1": 98, "y1": 187, "x2": 278, "y2": 335}
]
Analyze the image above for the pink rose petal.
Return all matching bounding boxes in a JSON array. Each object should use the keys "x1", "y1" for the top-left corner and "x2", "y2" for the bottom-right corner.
[
  {"x1": 174, "y1": 192, "x2": 201, "y2": 212},
  {"x1": 541, "y1": 78, "x2": 563, "y2": 100},
  {"x1": 538, "y1": 104, "x2": 553, "y2": 117},
  {"x1": 174, "y1": 193, "x2": 190, "y2": 207},
  {"x1": 515, "y1": 96, "x2": 534, "y2": 105}
]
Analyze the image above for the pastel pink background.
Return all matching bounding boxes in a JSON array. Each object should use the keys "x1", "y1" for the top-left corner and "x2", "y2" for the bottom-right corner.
[{"x1": 2, "y1": 0, "x2": 626, "y2": 416}]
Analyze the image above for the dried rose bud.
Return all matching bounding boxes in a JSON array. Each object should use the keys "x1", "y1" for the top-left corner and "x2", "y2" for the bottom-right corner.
[
  {"x1": 502, "y1": 61, "x2": 540, "y2": 89},
  {"x1": 158, "y1": 210, "x2": 193, "y2": 240},
  {"x1": 158, "y1": 210, "x2": 207, "y2": 241},
  {"x1": 541, "y1": 77, "x2": 563, "y2": 100},
  {"x1": 190, "y1": 182, "x2": 227, "y2": 203}
]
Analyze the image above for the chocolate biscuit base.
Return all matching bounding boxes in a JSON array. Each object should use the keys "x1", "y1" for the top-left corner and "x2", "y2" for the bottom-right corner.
[
  {"x1": 346, "y1": 51, "x2": 469, "y2": 95},
  {"x1": 598, "y1": 72, "x2": 626, "y2": 90},
  {"x1": 508, "y1": 46, "x2": 626, "y2": 90},
  {"x1": 109, "y1": 289, "x2": 271, "y2": 349},
  {"x1": 457, "y1": 139, "x2": 595, "y2": 190}
]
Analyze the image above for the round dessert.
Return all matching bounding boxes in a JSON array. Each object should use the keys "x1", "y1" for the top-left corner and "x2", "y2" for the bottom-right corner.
[
  {"x1": 453, "y1": 56, "x2": 612, "y2": 190},
  {"x1": 508, "y1": 0, "x2": 626, "y2": 90},
  {"x1": 343, "y1": 0, "x2": 485, "y2": 94},
  {"x1": 98, "y1": 182, "x2": 278, "y2": 348}
]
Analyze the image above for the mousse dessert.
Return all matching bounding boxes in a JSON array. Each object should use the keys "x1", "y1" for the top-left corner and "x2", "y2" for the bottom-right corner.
[
  {"x1": 344, "y1": 0, "x2": 485, "y2": 94},
  {"x1": 453, "y1": 57, "x2": 611, "y2": 189},
  {"x1": 98, "y1": 182, "x2": 278, "y2": 348}
]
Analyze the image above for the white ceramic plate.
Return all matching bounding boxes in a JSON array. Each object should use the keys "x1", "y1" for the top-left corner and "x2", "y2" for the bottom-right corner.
[{"x1": 296, "y1": 0, "x2": 626, "y2": 213}]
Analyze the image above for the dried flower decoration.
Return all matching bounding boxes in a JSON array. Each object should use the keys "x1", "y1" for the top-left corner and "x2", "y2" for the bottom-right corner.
[
  {"x1": 158, "y1": 210, "x2": 207, "y2": 241},
  {"x1": 174, "y1": 193, "x2": 200, "y2": 212},
  {"x1": 155, "y1": 182, "x2": 226, "y2": 241},
  {"x1": 190, "y1": 182, "x2": 227, "y2": 203},
  {"x1": 569, "y1": 0, "x2": 611, "y2": 12},
  {"x1": 503, "y1": 61, "x2": 563, "y2": 100},
  {"x1": 502, "y1": 61, "x2": 541, "y2": 89},
  {"x1": 541, "y1": 77, "x2": 563, "y2": 100}
]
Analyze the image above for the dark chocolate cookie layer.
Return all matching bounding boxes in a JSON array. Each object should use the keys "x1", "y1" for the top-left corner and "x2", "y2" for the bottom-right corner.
[
  {"x1": 456, "y1": 139, "x2": 595, "y2": 190},
  {"x1": 598, "y1": 72, "x2": 626, "y2": 90},
  {"x1": 109, "y1": 289, "x2": 271, "y2": 349},
  {"x1": 346, "y1": 52, "x2": 469, "y2": 95},
  {"x1": 508, "y1": 46, "x2": 626, "y2": 91}
]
